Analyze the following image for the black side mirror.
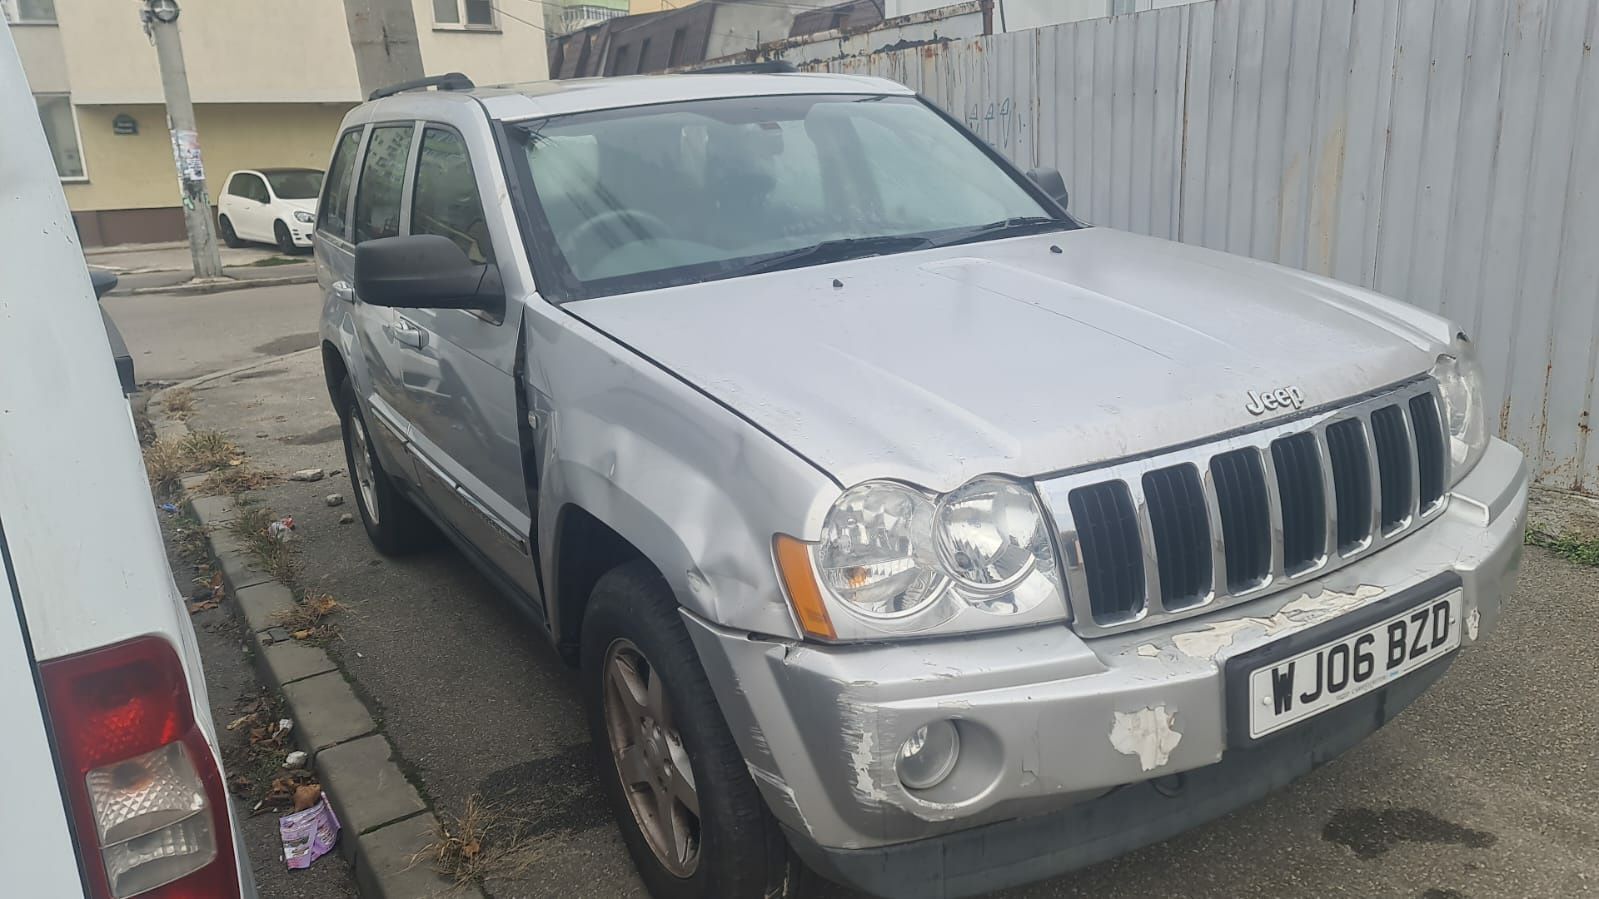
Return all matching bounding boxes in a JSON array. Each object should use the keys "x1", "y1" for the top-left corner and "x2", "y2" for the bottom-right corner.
[
  {"x1": 354, "y1": 234, "x2": 503, "y2": 314},
  {"x1": 1027, "y1": 167, "x2": 1070, "y2": 211},
  {"x1": 88, "y1": 267, "x2": 118, "y2": 300}
]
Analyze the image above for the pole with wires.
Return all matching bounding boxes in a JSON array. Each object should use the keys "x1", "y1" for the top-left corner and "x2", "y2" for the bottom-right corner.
[{"x1": 141, "y1": 0, "x2": 223, "y2": 280}]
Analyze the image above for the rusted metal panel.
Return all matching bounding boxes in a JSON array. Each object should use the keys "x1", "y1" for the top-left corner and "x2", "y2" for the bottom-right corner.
[{"x1": 805, "y1": 0, "x2": 1599, "y2": 492}]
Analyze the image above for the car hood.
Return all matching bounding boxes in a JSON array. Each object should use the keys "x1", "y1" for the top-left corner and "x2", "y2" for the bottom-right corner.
[
  {"x1": 569, "y1": 228, "x2": 1453, "y2": 492},
  {"x1": 279, "y1": 197, "x2": 317, "y2": 214}
]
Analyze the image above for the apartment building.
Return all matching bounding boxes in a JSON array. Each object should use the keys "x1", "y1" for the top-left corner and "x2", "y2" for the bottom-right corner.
[{"x1": 8, "y1": 0, "x2": 548, "y2": 246}]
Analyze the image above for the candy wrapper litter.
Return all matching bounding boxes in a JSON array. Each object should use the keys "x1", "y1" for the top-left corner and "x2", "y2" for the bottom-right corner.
[{"x1": 280, "y1": 796, "x2": 340, "y2": 869}]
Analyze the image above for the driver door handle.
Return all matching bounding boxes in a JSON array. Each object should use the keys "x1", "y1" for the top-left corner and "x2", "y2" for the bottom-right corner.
[
  {"x1": 389, "y1": 317, "x2": 428, "y2": 350},
  {"x1": 331, "y1": 280, "x2": 354, "y2": 303}
]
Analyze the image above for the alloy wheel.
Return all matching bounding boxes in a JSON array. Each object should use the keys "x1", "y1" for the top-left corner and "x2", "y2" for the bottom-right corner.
[
  {"x1": 348, "y1": 413, "x2": 379, "y2": 525},
  {"x1": 602, "y1": 638, "x2": 701, "y2": 877}
]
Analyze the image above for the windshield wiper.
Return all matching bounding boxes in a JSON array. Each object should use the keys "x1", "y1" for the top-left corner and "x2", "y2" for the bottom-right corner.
[
  {"x1": 926, "y1": 216, "x2": 1071, "y2": 249},
  {"x1": 729, "y1": 235, "x2": 935, "y2": 277}
]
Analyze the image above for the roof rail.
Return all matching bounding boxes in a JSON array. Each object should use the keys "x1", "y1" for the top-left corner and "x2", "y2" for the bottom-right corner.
[
  {"x1": 367, "y1": 72, "x2": 475, "y2": 101},
  {"x1": 690, "y1": 60, "x2": 798, "y2": 75}
]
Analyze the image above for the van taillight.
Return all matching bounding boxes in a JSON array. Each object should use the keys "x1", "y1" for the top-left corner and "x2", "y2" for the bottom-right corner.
[{"x1": 40, "y1": 636, "x2": 239, "y2": 898}]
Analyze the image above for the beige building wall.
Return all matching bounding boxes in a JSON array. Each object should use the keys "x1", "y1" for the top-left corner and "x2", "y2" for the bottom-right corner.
[
  {"x1": 628, "y1": 0, "x2": 678, "y2": 13},
  {"x1": 412, "y1": 0, "x2": 550, "y2": 84},
  {"x1": 12, "y1": 23, "x2": 67, "y2": 92},
  {"x1": 63, "y1": 103, "x2": 355, "y2": 213},
  {"x1": 54, "y1": 0, "x2": 363, "y2": 104},
  {"x1": 25, "y1": 1, "x2": 546, "y2": 243}
]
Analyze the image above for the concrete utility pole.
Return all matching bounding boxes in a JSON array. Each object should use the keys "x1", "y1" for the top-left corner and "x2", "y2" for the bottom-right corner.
[
  {"x1": 142, "y1": 0, "x2": 223, "y2": 280},
  {"x1": 341, "y1": 0, "x2": 425, "y2": 98}
]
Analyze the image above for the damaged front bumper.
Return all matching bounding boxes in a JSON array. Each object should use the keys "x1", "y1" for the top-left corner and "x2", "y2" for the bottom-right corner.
[{"x1": 683, "y1": 438, "x2": 1527, "y2": 898}]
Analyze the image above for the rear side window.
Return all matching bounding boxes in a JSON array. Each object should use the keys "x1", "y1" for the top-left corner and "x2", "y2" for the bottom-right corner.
[
  {"x1": 353, "y1": 125, "x2": 415, "y2": 244},
  {"x1": 411, "y1": 127, "x2": 494, "y2": 264},
  {"x1": 229, "y1": 173, "x2": 266, "y2": 202},
  {"x1": 318, "y1": 129, "x2": 363, "y2": 238}
]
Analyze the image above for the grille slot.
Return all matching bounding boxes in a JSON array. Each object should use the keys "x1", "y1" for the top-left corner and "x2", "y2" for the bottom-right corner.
[
  {"x1": 1325, "y1": 418, "x2": 1373, "y2": 552},
  {"x1": 1210, "y1": 448, "x2": 1271, "y2": 592},
  {"x1": 1409, "y1": 393, "x2": 1447, "y2": 511},
  {"x1": 1068, "y1": 481, "x2": 1144, "y2": 621},
  {"x1": 1142, "y1": 465, "x2": 1211, "y2": 608},
  {"x1": 1271, "y1": 433, "x2": 1326, "y2": 573},
  {"x1": 1370, "y1": 405, "x2": 1413, "y2": 531}
]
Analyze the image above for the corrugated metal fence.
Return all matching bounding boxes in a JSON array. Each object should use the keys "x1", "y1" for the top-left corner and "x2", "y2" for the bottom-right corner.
[{"x1": 813, "y1": 0, "x2": 1599, "y2": 493}]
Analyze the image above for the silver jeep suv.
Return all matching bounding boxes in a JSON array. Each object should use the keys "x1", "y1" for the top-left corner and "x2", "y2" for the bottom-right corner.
[{"x1": 316, "y1": 69, "x2": 1527, "y2": 899}]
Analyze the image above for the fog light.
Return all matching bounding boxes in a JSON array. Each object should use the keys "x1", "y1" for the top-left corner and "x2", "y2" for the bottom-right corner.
[{"x1": 897, "y1": 721, "x2": 960, "y2": 790}]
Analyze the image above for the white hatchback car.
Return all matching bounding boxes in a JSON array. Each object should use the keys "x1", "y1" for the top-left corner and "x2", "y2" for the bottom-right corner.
[{"x1": 218, "y1": 168, "x2": 323, "y2": 253}]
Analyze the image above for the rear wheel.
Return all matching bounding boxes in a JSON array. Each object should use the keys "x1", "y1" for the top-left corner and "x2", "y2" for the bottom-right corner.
[
  {"x1": 338, "y1": 379, "x2": 432, "y2": 555},
  {"x1": 218, "y1": 216, "x2": 243, "y2": 248},
  {"x1": 274, "y1": 220, "x2": 298, "y2": 255},
  {"x1": 582, "y1": 561, "x2": 801, "y2": 899}
]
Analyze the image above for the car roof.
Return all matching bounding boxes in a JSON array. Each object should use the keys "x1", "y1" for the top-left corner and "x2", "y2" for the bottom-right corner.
[
  {"x1": 364, "y1": 72, "x2": 914, "y2": 122},
  {"x1": 258, "y1": 167, "x2": 323, "y2": 175}
]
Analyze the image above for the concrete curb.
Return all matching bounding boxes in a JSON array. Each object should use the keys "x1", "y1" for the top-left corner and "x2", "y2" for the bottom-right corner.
[
  {"x1": 184, "y1": 492, "x2": 479, "y2": 899},
  {"x1": 123, "y1": 272, "x2": 316, "y2": 296},
  {"x1": 152, "y1": 352, "x2": 475, "y2": 899}
]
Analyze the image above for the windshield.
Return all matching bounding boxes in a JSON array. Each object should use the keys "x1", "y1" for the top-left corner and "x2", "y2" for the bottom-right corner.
[
  {"x1": 510, "y1": 94, "x2": 1072, "y2": 300},
  {"x1": 265, "y1": 169, "x2": 324, "y2": 200}
]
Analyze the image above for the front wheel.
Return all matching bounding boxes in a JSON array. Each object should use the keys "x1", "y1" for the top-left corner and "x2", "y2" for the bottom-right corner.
[
  {"x1": 274, "y1": 220, "x2": 298, "y2": 255},
  {"x1": 218, "y1": 216, "x2": 243, "y2": 248},
  {"x1": 582, "y1": 561, "x2": 801, "y2": 899},
  {"x1": 338, "y1": 379, "x2": 432, "y2": 555}
]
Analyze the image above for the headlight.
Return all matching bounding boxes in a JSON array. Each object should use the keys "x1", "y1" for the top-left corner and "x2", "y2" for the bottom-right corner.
[
  {"x1": 814, "y1": 482, "x2": 945, "y2": 618},
  {"x1": 293, "y1": 211, "x2": 315, "y2": 224},
  {"x1": 783, "y1": 477, "x2": 1068, "y2": 640},
  {"x1": 1430, "y1": 333, "x2": 1488, "y2": 485}
]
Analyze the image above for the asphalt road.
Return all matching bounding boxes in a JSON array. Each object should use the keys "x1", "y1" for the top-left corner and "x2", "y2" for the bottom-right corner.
[
  {"x1": 103, "y1": 281, "x2": 323, "y2": 382},
  {"x1": 178, "y1": 349, "x2": 1599, "y2": 899}
]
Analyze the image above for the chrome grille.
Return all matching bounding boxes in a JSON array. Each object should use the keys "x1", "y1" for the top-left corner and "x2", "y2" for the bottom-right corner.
[{"x1": 1039, "y1": 378, "x2": 1450, "y2": 636}]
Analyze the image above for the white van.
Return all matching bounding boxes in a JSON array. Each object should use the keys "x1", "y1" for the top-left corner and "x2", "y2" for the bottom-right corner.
[{"x1": 0, "y1": 23, "x2": 256, "y2": 899}]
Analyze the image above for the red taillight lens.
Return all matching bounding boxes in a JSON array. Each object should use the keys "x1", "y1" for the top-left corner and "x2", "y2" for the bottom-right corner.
[{"x1": 40, "y1": 636, "x2": 239, "y2": 899}]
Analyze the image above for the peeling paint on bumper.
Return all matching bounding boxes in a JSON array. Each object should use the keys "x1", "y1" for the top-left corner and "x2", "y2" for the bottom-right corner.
[{"x1": 682, "y1": 438, "x2": 1527, "y2": 892}]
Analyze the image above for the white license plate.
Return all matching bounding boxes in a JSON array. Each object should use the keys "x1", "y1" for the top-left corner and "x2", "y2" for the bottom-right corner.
[{"x1": 1247, "y1": 589, "x2": 1463, "y2": 739}]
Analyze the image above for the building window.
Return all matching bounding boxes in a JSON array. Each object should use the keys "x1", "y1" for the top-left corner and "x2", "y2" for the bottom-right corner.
[
  {"x1": 667, "y1": 27, "x2": 688, "y2": 67},
  {"x1": 433, "y1": 0, "x2": 495, "y2": 28},
  {"x1": 33, "y1": 94, "x2": 85, "y2": 180},
  {"x1": 2, "y1": 0, "x2": 57, "y2": 24}
]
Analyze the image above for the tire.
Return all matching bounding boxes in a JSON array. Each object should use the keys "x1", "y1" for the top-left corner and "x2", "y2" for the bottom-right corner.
[
  {"x1": 218, "y1": 216, "x2": 244, "y2": 248},
  {"x1": 274, "y1": 220, "x2": 298, "y2": 255},
  {"x1": 337, "y1": 379, "x2": 433, "y2": 556},
  {"x1": 582, "y1": 561, "x2": 801, "y2": 899}
]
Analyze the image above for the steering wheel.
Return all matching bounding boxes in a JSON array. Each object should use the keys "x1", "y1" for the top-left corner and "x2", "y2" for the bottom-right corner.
[{"x1": 568, "y1": 208, "x2": 671, "y2": 260}]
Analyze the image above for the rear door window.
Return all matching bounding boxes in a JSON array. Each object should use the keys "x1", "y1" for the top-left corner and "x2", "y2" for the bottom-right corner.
[
  {"x1": 410, "y1": 126, "x2": 494, "y2": 264},
  {"x1": 352, "y1": 124, "x2": 416, "y2": 244},
  {"x1": 229, "y1": 173, "x2": 266, "y2": 201},
  {"x1": 318, "y1": 128, "x2": 364, "y2": 239}
]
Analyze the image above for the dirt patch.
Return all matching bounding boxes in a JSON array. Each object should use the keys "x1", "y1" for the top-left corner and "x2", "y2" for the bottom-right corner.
[
  {"x1": 1323, "y1": 807, "x2": 1496, "y2": 859},
  {"x1": 253, "y1": 332, "x2": 319, "y2": 356},
  {"x1": 281, "y1": 423, "x2": 343, "y2": 446},
  {"x1": 475, "y1": 743, "x2": 610, "y2": 837}
]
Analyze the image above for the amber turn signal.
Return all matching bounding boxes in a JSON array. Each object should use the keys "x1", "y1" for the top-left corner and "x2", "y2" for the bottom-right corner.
[{"x1": 773, "y1": 535, "x2": 837, "y2": 640}]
